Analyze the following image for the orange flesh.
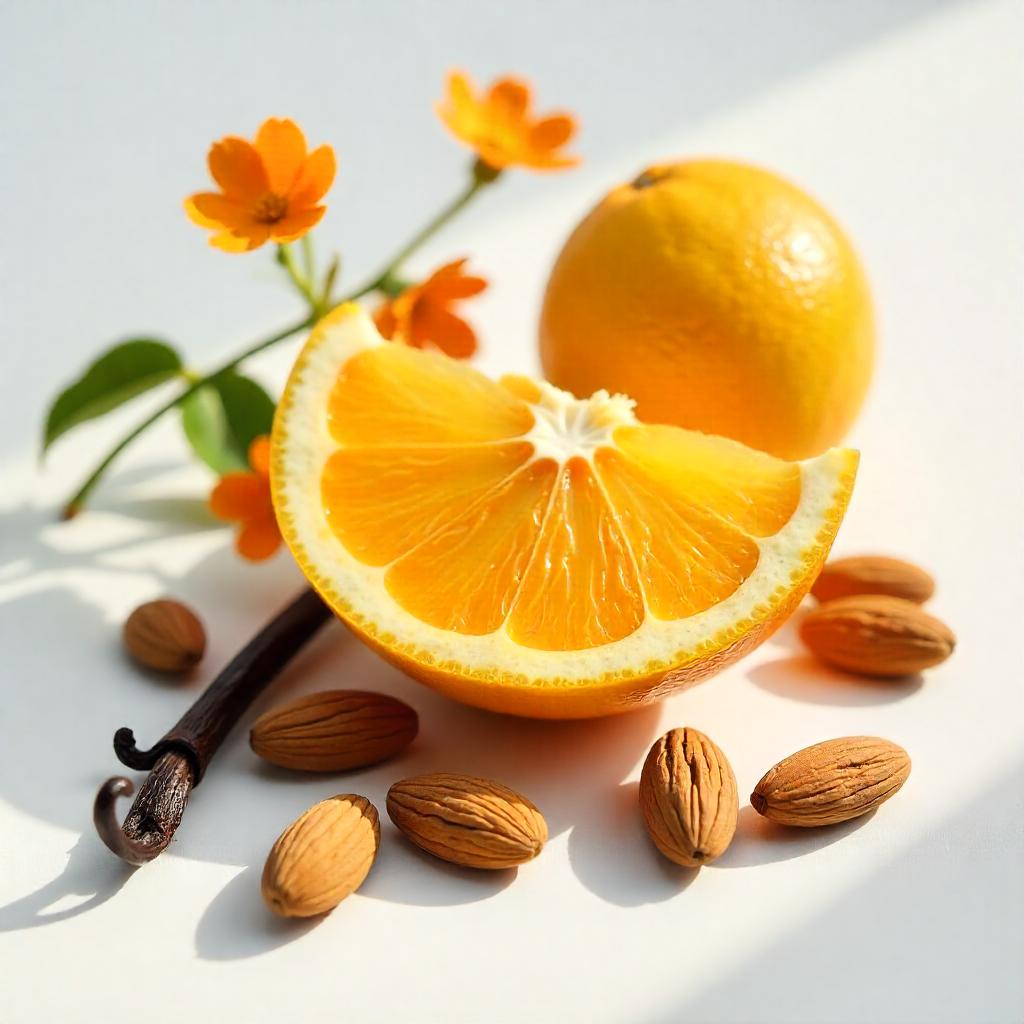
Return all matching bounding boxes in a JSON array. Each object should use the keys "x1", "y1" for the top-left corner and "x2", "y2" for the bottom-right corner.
[{"x1": 322, "y1": 344, "x2": 803, "y2": 651}]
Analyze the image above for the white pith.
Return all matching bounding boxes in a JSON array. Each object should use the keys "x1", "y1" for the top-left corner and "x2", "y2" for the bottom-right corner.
[
  {"x1": 525, "y1": 382, "x2": 635, "y2": 464},
  {"x1": 272, "y1": 306, "x2": 854, "y2": 688}
]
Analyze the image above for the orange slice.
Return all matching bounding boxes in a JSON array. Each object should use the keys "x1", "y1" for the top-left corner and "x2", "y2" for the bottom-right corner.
[{"x1": 272, "y1": 305, "x2": 858, "y2": 718}]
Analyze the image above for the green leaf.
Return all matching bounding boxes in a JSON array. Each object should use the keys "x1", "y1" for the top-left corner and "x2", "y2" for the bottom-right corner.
[
  {"x1": 43, "y1": 339, "x2": 184, "y2": 453},
  {"x1": 181, "y1": 371, "x2": 276, "y2": 474}
]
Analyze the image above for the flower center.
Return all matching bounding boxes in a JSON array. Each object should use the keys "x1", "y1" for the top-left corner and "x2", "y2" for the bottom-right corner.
[{"x1": 253, "y1": 193, "x2": 289, "y2": 224}]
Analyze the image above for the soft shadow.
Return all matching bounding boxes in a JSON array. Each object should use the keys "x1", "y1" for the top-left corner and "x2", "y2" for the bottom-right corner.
[
  {"x1": 669, "y1": 759, "x2": 1024, "y2": 1023},
  {"x1": 748, "y1": 654, "x2": 924, "y2": 706},
  {"x1": 0, "y1": 833, "x2": 135, "y2": 933},
  {"x1": 93, "y1": 495, "x2": 219, "y2": 530},
  {"x1": 714, "y1": 805, "x2": 876, "y2": 869},
  {"x1": 568, "y1": 781, "x2": 698, "y2": 906},
  {"x1": 359, "y1": 828, "x2": 517, "y2": 908},
  {"x1": 194, "y1": 864, "x2": 321, "y2": 961}
]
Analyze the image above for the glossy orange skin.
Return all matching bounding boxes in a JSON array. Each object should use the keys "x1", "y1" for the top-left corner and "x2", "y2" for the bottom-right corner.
[{"x1": 540, "y1": 160, "x2": 875, "y2": 460}]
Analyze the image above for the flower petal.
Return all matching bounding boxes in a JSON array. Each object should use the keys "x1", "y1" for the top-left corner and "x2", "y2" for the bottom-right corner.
[
  {"x1": 487, "y1": 77, "x2": 531, "y2": 121},
  {"x1": 288, "y1": 145, "x2": 336, "y2": 207},
  {"x1": 445, "y1": 70, "x2": 477, "y2": 112},
  {"x1": 208, "y1": 137, "x2": 268, "y2": 202},
  {"x1": 413, "y1": 304, "x2": 478, "y2": 358},
  {"x1": 248, "y1": 436, "x2": 271, "y2": 477},
  {"x1": 236, "y1": 514, "x2": 282, "y2": 561},
  {"x1": 255, "y1": 118, "x2": 307, "y2": 195},
  {"x1": 210, "y1": 473, "x2": 266, "y2": 520},
  {"x1": 185, "y1": 192, "x2": 251, "y2": 231},
  {"x1": 209, "y1": 224, "x2": 271, "y2": 252},
  {"x1": 423, "y1": 259, "x2": 488, "y2": 301},
  {"x1": 472, "y1": 141, "x2": 517, "y2": 170},
  {"x1": 269, "y1": 205, "x2": 325, "y2": 243},
  {"x1": 521, "y1": 150, "x2": 581, "y2": 172},
  {"x1": 529, "y1": 114, "x2": 576, "y2": 151},
  {"x1": 373, "y1": 300, "x2": 400, "y2": 340}
]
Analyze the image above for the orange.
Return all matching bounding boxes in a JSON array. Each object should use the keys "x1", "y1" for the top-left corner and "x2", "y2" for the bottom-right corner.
[
  {"x1": 540, "y1": 159, "x2": 875, "y2": 460},
  {"x1": 272, "y1": 305, "x2": 858, "y2": 718}
]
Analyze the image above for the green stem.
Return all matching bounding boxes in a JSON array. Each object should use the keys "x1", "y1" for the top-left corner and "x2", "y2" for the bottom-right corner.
[
  {"x1": 60, "y1": 167, "x2": 496, "y2": 518},
  {"x1": 351, "y1": 174, "x2": 488, "y2": 297},
  {"x1": 300, "y1": 235, "x2": 315, "y2": 283},
  {"x1": 277, "y1": 244, "x2": 319, "y2": 311}
]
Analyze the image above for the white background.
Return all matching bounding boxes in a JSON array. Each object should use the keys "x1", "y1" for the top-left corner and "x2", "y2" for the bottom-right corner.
[{"x1": 1, "y1": 2, "x2": 1022, "y2": 1021}]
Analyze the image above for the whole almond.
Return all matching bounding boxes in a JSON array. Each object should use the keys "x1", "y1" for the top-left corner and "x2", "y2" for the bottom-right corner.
[
  {"x1": 751, "y1": 736, "x2": 911, "y2": 827},
  {"x1": 800, "y1": 595, "x2": 955, "y2": 677},
  {"x1": 639, "y1": 727, "x2": 738, "y2": 867},
  {"x1": 250, "y1": 690, "x2": 418, "y2": 772},
  {"x1": 262, "y1": 794, "x2": 380, "y2": 918},
  {"x1": 386, "y1": 773, "x2": 547, "y2": 869},
  {"x1": 122, "y1": 598, "x2": 206, "y2": 674},
  {"x1": 811, "y1": 555, "x2": 935, "y2": 604}
]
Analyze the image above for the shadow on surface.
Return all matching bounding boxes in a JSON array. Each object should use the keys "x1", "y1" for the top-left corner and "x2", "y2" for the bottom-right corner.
[
  {"x1": 714, "y1": 806, "x2": 875, "y2": 869},
  {"x1": 748, "y1": 654, "x2": 924, "y2": 706},
  {"x1": 359, "y1": 830, "x2": 518, "y2": 908},
  {"x1": 194, "y1": 864, "x2": 321, "y2": 961},
  {"x1": 568, "y1": 781, "x2": 699, "y2": 905},
  {"x1": 0, "y1": 833, "x2": 135, "y2": 933},
  {"x1": 653, "y1": 758, "x2": 1024, "y2": 1023}
]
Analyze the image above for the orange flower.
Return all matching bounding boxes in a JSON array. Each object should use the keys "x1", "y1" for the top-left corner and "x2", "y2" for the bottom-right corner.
[
  {"x1": 436, "y1": 71, "x2": 579, "y2": 172},
  {"x1": 185, "y1": 118, "x2": 335, "y2": 252},
  {"x1": 373, "y1": 259, "x2": 487, "y2": 358},
  {"x1": 209, "y1": 437, "x2": 282, "y2": 561}
]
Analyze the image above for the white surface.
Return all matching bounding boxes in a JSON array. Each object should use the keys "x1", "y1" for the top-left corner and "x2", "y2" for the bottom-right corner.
[{"x1": 1, "y1": 2, "x2": 1022, "y2": 1022}]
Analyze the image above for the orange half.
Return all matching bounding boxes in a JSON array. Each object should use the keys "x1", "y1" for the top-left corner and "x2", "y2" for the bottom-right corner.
[{"x1": 272, "y1": 305, "x2": 858, "y2": 718}]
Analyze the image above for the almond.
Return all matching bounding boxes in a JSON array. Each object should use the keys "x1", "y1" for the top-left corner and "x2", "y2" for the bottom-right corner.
[
  {"x1": 800, "y1": 595, "x2": 955, "y2": 677},
  {"x1": 639, "y1": 727, "x2": 737, "y2": 867},
  {"x1": 751, "y1": 736, "x2": 911, "y2": 827},
  {"x1": 122, "y1": 598, "x2": 206, "y2": 674},
  {"x1": 261, "y1": 794, "x2": 380, "y2": 918},
  {"x1": 250, "y1": 690, "x2": 418, "y2": 772},
  {"x1": 386, "y1": 773, "x2": 547, "y2": 869},
  {"x1": 811, "y1": 555, "x2": 935, "y2": 604}
]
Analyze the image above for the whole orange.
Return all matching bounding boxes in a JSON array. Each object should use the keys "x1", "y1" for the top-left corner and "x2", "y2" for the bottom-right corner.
[{"x1": 539, "y1": 160, "x2": 875, "y2": 459}]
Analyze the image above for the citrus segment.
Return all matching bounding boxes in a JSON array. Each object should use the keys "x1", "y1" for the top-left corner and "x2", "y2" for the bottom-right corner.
[
  {"x1": 594, "y1": 448, "x2": 759, "y2": 619},
  {"x1": 385, "y1": 460, "x2": 557, "y2": 635},
  {"x1": 273, "y1": 305, "x2": 858, "y2": 718},
  {"x1": 613, "y1": 425, "x2": 800, "y2": 536},
  {"x1": 322, "y1": 442, "x2": 534, "y2": 565},
  {"x1": 507, "y1": 457, "x2": 645, "y2": 651},
  {"x1": 327, "y1": 342, "x2": 534, "y2": 445}
]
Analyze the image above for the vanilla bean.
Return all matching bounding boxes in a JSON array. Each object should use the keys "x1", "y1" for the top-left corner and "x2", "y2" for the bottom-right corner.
[{"x1": 94, "y1": 588, "x2": 332, "y2": 865}]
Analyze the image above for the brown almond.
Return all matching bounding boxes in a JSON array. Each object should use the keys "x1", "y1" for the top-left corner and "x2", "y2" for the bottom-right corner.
[
  {"x1": 639, "y1": 727, "x2": 738, "y2": 867},
  {"x1": 250, "y1": 690, "x2": 418, "y2": 772},
  {"x1": 800, "y1": 595, "x2": 955, "y2": 677},
  {"x1": 261, "y1": 794, "x2": 380, "y2": 918},
  {"x1": 122, "y1": 598, "x2": 206, "y2": 674},
  {"x1": 811, "y1": 555, "x2": 935, "y2": 604},
  {"x1": 386, "y1": 773, "x2": 547, "y2": 869},
  {"x1": 751, "y1": 736, "x2": 911, "y2": 827}
]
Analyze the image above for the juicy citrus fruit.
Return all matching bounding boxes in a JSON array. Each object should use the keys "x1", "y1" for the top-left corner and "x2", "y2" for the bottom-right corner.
[
  {"x1": 272, "y1": 304, "x2": 858, "y2": 718},
  {"x1": 540, "y1": 159, "x2": 875, "y2": 460}
]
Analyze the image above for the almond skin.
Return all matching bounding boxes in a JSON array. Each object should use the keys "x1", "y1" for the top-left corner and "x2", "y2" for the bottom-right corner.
[
  {"x1": 386, "y1": 773, "x2": 547, "y2": 869},
  {"x1": 122, "y1": 598, "x2": 206, "y2": 674},
  {"x1": 639, "y1": 727, "x2": 738, "y2": 867},
  {"x1": 811, "y1": 555, "x2": 935, "y2": 604},
  {"x1": 262, "y1": 794, "x2": 380, "y2": 918},
  {"x1": 751, "y1": 737, "x2": 911, "y2": 827},
  {"x1": 800, "y1": 595, "x2": 955, "y2": 677},
  {"x1": 250, "y1": 690, "x2": 418, "y2": 772}
]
